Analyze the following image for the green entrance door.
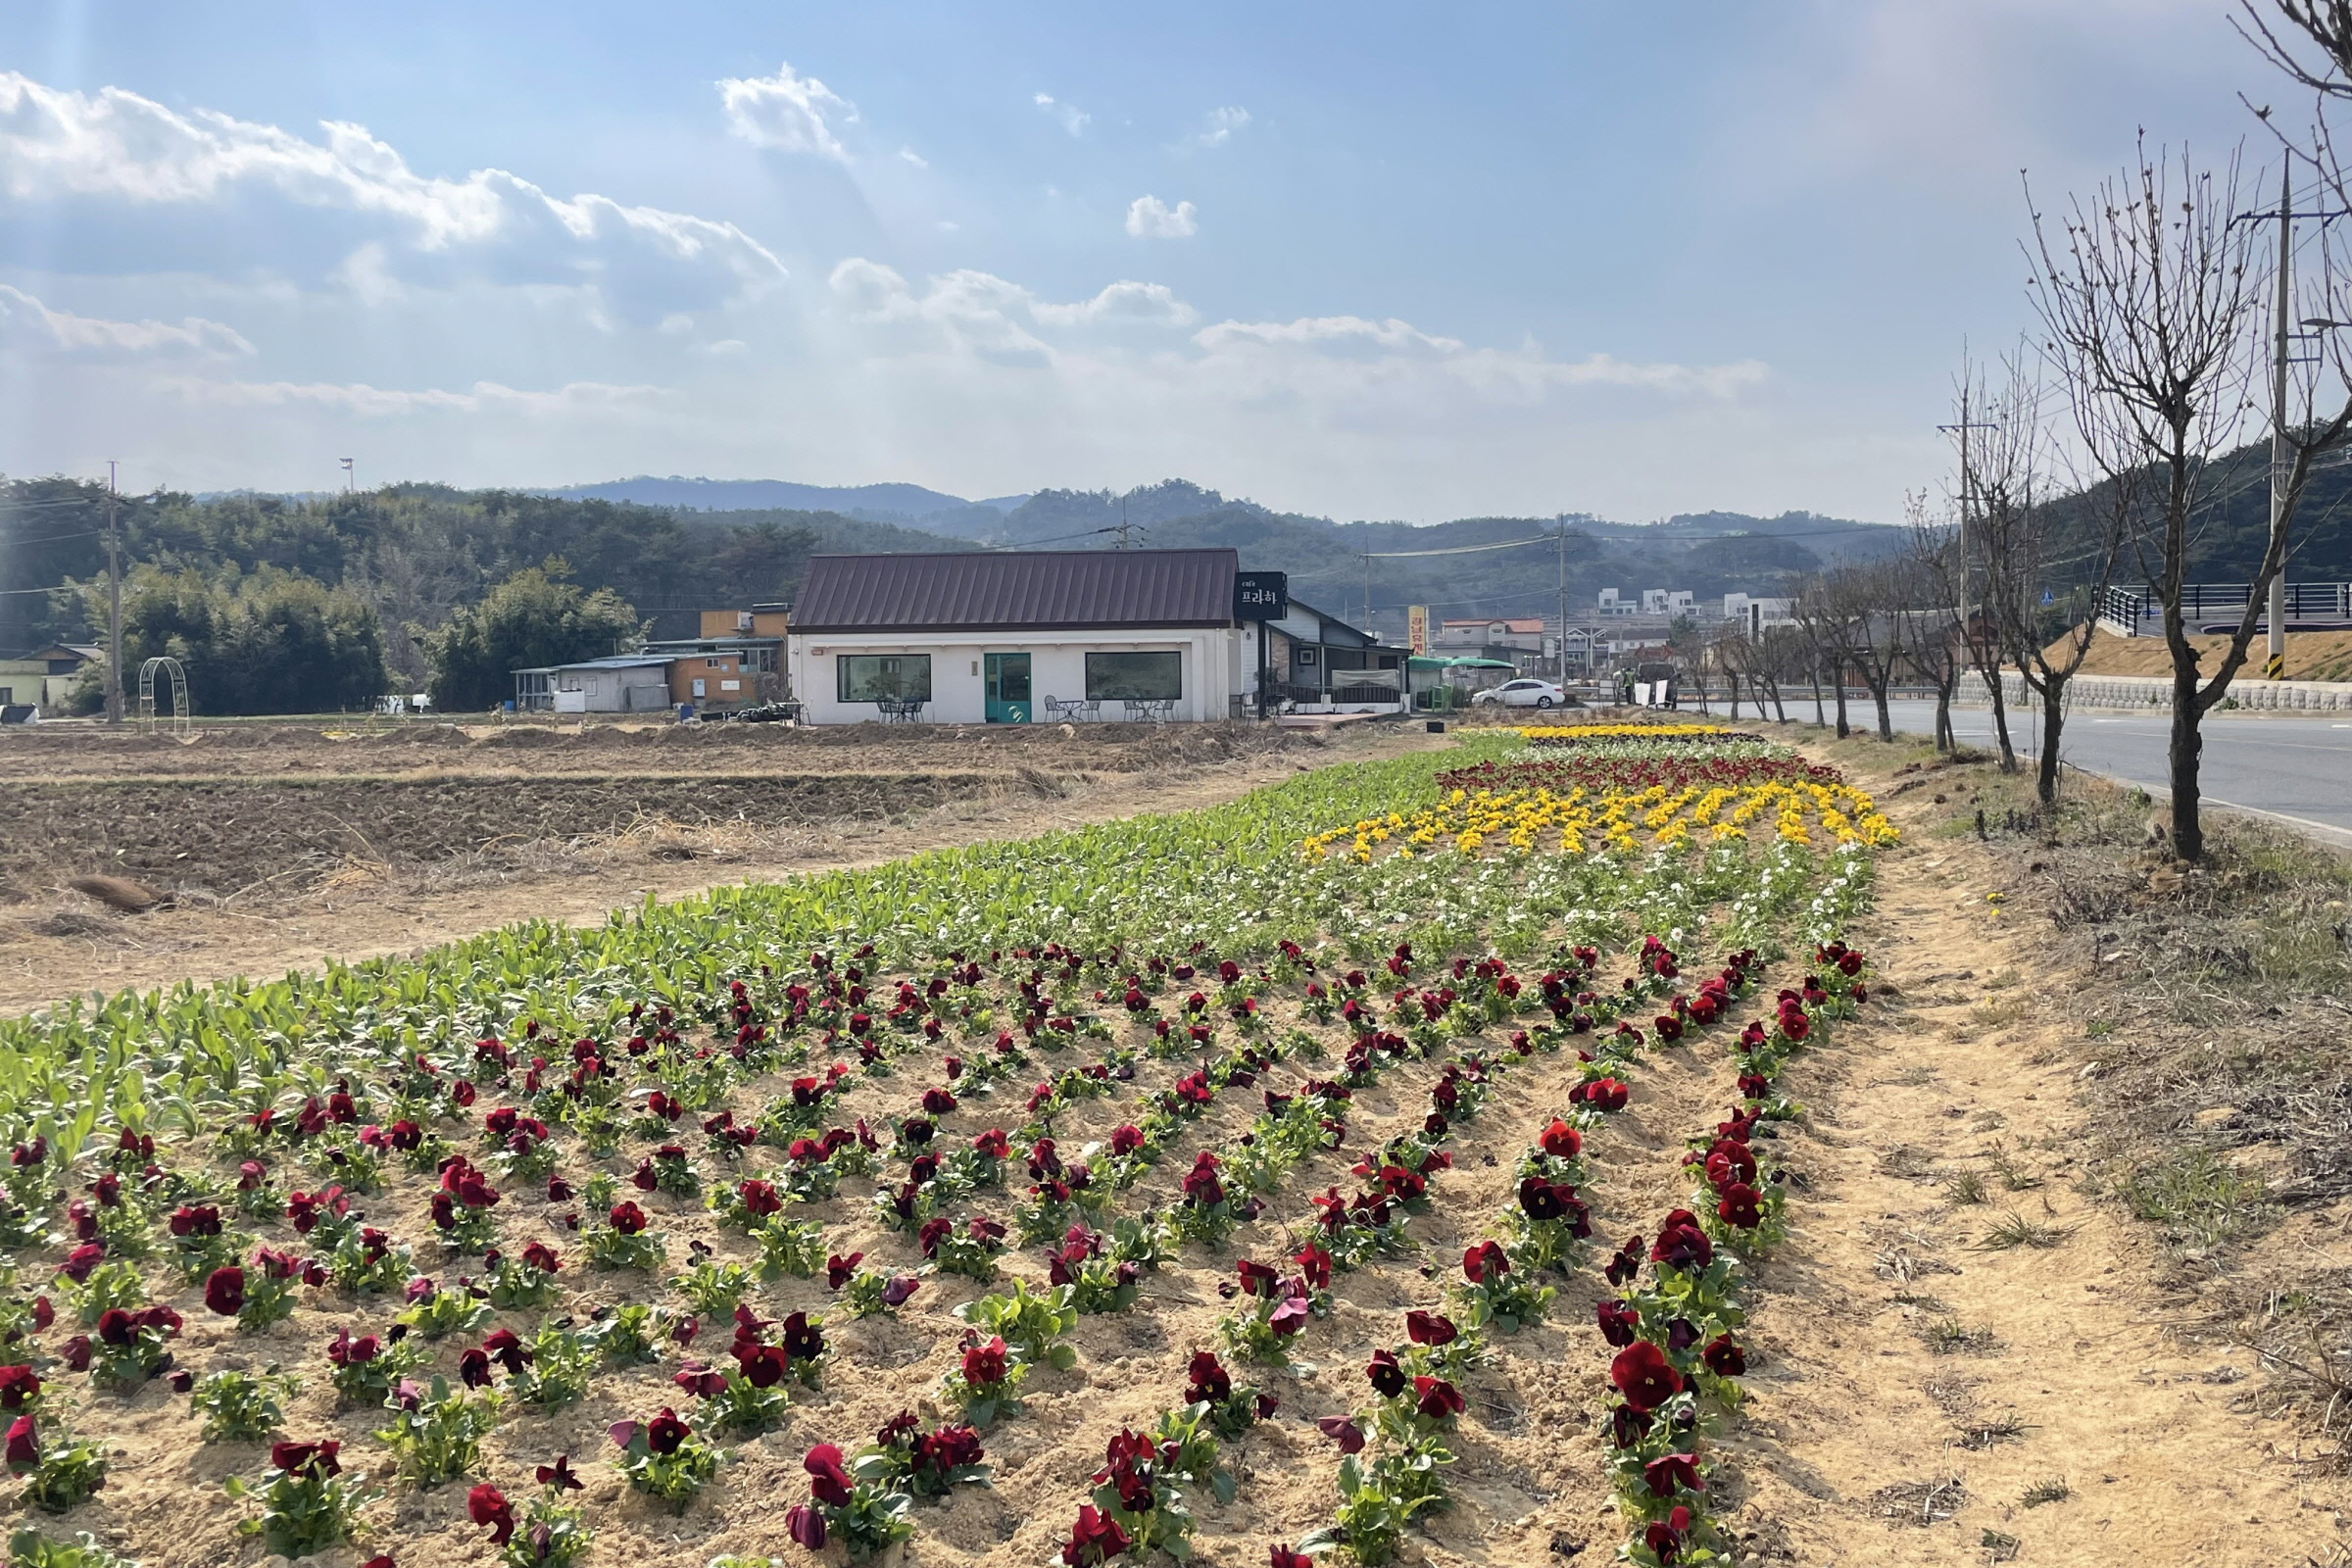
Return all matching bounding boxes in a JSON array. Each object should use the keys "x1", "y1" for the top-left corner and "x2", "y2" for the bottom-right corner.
[{"x1": 984, "y1": 653, "x2": 1032, "y2": 723}]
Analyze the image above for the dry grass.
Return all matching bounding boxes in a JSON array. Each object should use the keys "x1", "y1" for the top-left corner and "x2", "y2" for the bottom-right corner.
[
  {"x1": 1955, "y1": 1411, "x2": 2032, "y2": 1450},
  {"x1": 1872, "y1": 1476, "x2": 1967, "y2": 1528},
  {"x1": 1975, "y1": 1211, "x2": 2070, "y2": 1250},
  {"x1": 1921, "y1": 1318, "x2": 2000, "y2": 1355}
]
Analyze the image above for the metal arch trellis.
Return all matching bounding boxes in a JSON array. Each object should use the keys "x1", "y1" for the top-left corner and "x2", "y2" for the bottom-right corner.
[{"x1": 136, "y1": 656, "x2": 189, "y2": 734}]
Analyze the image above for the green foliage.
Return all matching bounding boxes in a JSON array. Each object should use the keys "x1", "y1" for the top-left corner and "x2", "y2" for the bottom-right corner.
[
  {"x1": 7, "y1": 1527, "x2": 140, "y2": 1568},
  {"x1": 611, "y1": 1416, "x2": 721, "y2": 1509},
  {"x1": 671, "y1": 1258, "x2": 756, "y2": 1318},
  {"x1": 9, "y1": 1427, "x2": 107, "y2": 1514},
  {"x1": 191, "y1": 1369, "x2": 297, "y2": 1442},
  {"x1": 750, "y1": 1214, "x2": 825, "y2": 1280},
  {"x1": 421, "y1": 562, "x2": 643, "y2": 711},
  {"x1": 2118, "y1": 1149, "x2": 2276, "y2": 1250},
  {"x1": 582, "y1": 1304, "x2": 666, "y2": 1366},
  {"x1": 396, "y1": 1286, "x2": 492, "y2": 1341},
  {"x1": 372, "y1": 1377, "x2": 501, "y2": 1486},
  {"x1": 504, "y1": 1325, "x2": 595, "y2": 1410},
  {"x1": 225, "y1": 1450, "x2": 375, "y2": 1557},
  {"x1": 953, "y1": 1281, "x2": 1078, "y2": 1372},
  {"x1": 500, "y1": 1495, "x2": 593, "y2": 1567},
  {"x1": 104, "y1": 564, "x2": 387, "y2": 715}
]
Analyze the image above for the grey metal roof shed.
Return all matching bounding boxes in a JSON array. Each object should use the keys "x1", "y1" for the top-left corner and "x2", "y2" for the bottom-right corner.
[{"x1": 789, "y1": 549, "x2": 1240, "y2": 634}]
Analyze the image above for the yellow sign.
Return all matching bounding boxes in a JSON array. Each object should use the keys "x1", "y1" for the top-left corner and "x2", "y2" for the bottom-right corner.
[{"x1": 1407, "y1": 605, "x2": 1429, "y2": 654}]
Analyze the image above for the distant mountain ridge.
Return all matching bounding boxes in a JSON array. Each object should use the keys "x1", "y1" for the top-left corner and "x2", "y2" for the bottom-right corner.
[
  {"x1": 540, "y1": 476, "x2": 1030, "y2": 527},
  {"x1": 527, "y1": 473, "x2": 1904, "y2": 640}
]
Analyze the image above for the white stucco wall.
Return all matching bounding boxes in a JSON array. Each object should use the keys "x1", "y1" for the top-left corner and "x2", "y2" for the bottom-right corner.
[{"x1": 787, "y1": 627, "x2": 1249, "y2": 724}]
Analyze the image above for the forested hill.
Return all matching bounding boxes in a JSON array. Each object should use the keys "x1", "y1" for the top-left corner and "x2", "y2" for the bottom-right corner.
[
  {"x1": 2162, "y1": 440, "x2": 2352, "y2": 581},
  {"x1": 0, "y1": 480, "x2": 974, "y2": 671}
]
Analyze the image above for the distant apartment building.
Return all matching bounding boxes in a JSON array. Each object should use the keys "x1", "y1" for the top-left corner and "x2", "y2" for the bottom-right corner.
[
  {"x1": 1720, "y1": 593, "x2": 1794, "y2": 636},
  {"x1": 1598, "y1": 588, "x2": 1696, "y2": 618}
]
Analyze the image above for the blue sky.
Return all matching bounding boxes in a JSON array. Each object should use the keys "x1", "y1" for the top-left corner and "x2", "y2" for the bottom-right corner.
[{"x1": 0, "y1": 0, "x2": 2280, "y2": 522}]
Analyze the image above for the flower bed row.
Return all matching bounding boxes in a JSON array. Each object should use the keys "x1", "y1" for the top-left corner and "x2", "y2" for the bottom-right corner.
[{"x1": 1598, "y1": 942, "x2": 1873, "y2": 1566}]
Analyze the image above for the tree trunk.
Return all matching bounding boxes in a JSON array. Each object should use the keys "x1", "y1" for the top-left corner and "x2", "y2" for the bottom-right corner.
[
  {"x1": 1935, "y1": 680, "x2": 1953, "y2": 752},
  {"x1": 1872, "y1": 682, "x2": 1892, "y2": 742},
  {"x1": 1986, "y1": 665, "x2": 2018, "y2": 772},
  {"x1": 2036, "y1": 676, "x2": 2065, "y2": 806},
  {"x1": 1768, "y1": 678, "x2": 1787, "y2": 723},
  {"x1": 1726, "y1": 678, "x2": 1740, "y2": 720},
  {"x1": 1809, "y1": 665, "x2": 1824, "y2": 726},
  {"x1": 1833, "y1": 662, "x2": 1849, "y2": 738},
  {"x1": 2168, "y1": 666, "x2": 2204, "y2": 860}
]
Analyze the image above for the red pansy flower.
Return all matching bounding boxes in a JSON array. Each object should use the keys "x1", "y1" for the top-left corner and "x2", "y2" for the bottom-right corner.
[{"x1": 1609, "y1": 1341, "x2": 1684, "y2": 1413}]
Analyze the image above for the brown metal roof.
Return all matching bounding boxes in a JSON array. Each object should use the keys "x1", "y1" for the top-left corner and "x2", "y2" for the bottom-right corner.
[{"x1": 790, "y1": 549, "x2": 1240, "y2": 633}]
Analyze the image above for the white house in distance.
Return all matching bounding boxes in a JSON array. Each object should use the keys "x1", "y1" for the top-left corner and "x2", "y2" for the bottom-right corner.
[
  {"x1": 788, "y1": 548, "x2": 1275, "y2": 724},
  {"x1": 1721, "y1": 593, "x2": 1794, "y2": 636}
]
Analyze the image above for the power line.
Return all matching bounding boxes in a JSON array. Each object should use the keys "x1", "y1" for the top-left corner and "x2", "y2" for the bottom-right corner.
[
  {"x1": 2, "y1": 527, "x2": 106, "y2": 547},
  {"x1": 1358, "y1": 534, "x2": 1555, "y2": 559}
]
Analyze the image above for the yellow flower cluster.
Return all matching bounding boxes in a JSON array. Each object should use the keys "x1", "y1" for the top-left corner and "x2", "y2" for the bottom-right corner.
[
  {"x1": 1517, "y1": 722, "x2": 1730, "y2": 740},
  {"x1": 1300, "y1": 778, "x2": 1899, "y2": 862}
]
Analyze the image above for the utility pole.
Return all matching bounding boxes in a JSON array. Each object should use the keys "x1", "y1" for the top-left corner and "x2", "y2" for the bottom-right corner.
[
  {"x1": 2267, "y1": 163, "x2": 2293, "y2": 681},
  {"x1": 340, "y1": 457, "x2": 356, "y2": 493},
  {"x1": 1361, "y1": 555, "x2": 1372, "y2": 640},
  {"x1": 1112, "y1": 497, "x2": 1135, "y2": 549},
  {"x1": 1937, "y1": 387, "x2": 1995, "y2": 630},
  {"x1": 103, "y1": 460, "x2": 123, "y2": 727},
  {"x1": 1555, "y1": 514, "x2": 1569, "y2": 683}
]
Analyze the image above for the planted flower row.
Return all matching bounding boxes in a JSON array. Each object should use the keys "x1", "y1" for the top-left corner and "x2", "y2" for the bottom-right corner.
[{"x1": 1596, "y1": 943, "x2": 1873, "y2": 1567}]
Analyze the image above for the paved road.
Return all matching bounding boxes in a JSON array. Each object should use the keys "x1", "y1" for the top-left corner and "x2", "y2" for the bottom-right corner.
[{"x1": 1826, "y1": 697, "x2": 2352, "y2": 846}]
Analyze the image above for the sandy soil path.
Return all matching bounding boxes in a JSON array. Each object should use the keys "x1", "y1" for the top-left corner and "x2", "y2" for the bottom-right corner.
[{"x1": 1717, "y1": 806, "x2": 2337, "y2": 1565}]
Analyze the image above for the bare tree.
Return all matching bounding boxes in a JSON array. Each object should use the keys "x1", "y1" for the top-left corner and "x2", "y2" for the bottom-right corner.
[
  {"x1": 1901, "y1": 498, "x2": 1967, "y2": 753},
  {"x1": 1804, "y1": 561, "x2": 1914, "y2": 742},
  {"x1": 1965, "y1": 356, "x2": 2132, "y2": 805},
  {"x1": 2028, "y1": 141, "x2": 2351, "y2": 859},
  {"x1": 1789, "y1": 579, "x2": 1847, "y2": 736},
  {"x1": 1754, "y1": 625, "x2": 1799, "y2": 721},
  {"x1": 1945, "y1": 359, "x2": 2021, "y2": 771}
]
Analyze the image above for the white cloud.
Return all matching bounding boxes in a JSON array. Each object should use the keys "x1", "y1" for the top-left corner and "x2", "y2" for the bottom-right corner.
[
  {"x1": 830, "y1": 259, "x2": 1054, "y2": 366},
  {"x1": 172, "y1": 376, "x2": 661, "y2": 416},
  {"x1": 823, "y1": 259, "x2": 1756, "y2": 408},
  {"x1": 0, "y1": 282, "x2": 251, "y2": 356},
  {"x1": 0, "y1": 72, "x2": 785, "y2": 319},
  {"x1": 1194, "y1": 315, "x2": 1767, "y2": 397},
  {"x1": 1034, "y1": 92, "x2": 1090, "y2": 137},
  {"x1": 1125, "y1": 195, "x2": 1198, "y2": 238},
  {"x1": 1035, "y1": 279, "x2": 1199, "y2": 330},
  {"x1": 898, "y1": 146, "x2": 927, "y2": 169},
  {"x1": 717, "y1": 62, "x2": 857, "y2": 162},
  {"x1": 1190, "y1": 106, "x2": 1250, "y2": 148}
]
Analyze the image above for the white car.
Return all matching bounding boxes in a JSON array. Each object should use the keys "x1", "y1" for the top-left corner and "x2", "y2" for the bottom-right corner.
[{"x1": 1473, "y1": 678, "x2": 1567, "y2": 710}]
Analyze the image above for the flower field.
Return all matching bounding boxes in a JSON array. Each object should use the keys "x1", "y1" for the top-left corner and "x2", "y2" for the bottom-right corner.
[{"x1": 0, "y1": 725, "x2": 1898, "y2": 1568}]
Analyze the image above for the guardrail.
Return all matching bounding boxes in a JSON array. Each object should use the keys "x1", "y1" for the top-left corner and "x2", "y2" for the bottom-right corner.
[
  {"x1": 1963, "y1": 669, "x2": 2352, "y2": 711},
  {"x1": 2097, "y1": 581, "x2": 2352, "y2": 637}
]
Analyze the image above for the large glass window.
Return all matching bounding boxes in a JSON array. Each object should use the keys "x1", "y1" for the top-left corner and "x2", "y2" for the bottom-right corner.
[
  {"x1": 837, "y1": 654, "x2": 932, "y2": 703},
  {"x1": 1085, "y1": 651, "x2": 1182, "y2": 701}
]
